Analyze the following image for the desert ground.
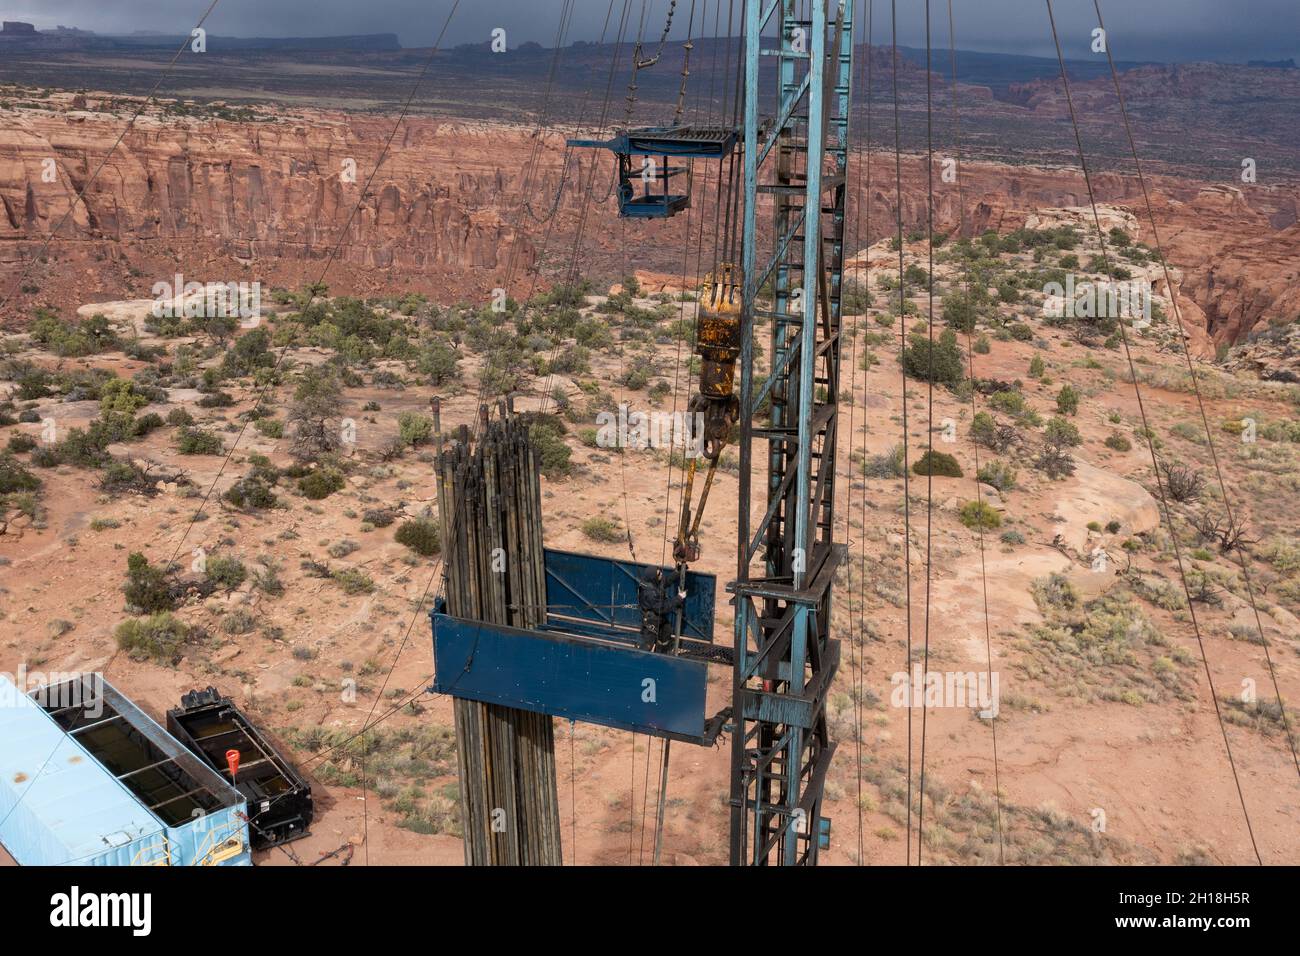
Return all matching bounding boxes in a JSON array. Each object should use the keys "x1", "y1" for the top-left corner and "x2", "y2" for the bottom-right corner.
[{"x1": 2, "y1": 87, "x2": 1298, "y2": 866}]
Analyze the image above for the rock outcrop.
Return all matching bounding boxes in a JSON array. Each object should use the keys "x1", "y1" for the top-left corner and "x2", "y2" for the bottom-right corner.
[{"x1": 2, "y1": 90, "x2": 1298, "y2": 348}]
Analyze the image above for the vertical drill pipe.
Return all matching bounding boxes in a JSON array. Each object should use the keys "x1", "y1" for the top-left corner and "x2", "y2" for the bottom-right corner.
[{"x1": 439, "y1": 410, "x2": 561, "y2": 865}]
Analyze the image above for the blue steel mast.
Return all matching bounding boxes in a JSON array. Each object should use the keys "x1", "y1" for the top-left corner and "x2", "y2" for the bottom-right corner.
[{"x1": 731, "y1": 0, "x2": 852, "y2": 866}]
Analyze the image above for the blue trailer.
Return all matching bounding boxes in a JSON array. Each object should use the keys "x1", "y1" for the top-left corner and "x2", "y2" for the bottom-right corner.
[{"x1": 0, "y1": 674, "x2": 251, "y2": 866}]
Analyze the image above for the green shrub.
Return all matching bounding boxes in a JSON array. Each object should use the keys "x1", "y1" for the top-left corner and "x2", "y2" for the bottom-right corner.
[
  {"x1": 99, "y1": 459, "x2": 154, "y2": 494},
  {"x1": 328, "y1": 539, "x2": 360, "y2": 559},
  {"x1": 221, "y1": 609, "x2": 257, "y2": 635},
  {"x1": 970, "y1": 412, "x2": 998, "y2": 448},
  {"x1": 1033, "y1": 572, "x2": 1078, "y2": 611},
  {"x1": 1056, "y1": 384, "x2": 1080, "y2": 415},
  {"x1": 988, "y1": 390, "x2": 1029, "y2": 418},
  {"x1": 223, "y1": 476, "x2": 277, "y2": 509},
  {"x1": 912, "y1": 450, "x2": 963, "y2": 477},
  {"x1": 177, "y1": 427, "x2": 224, "y2": 455},
  {"x1": 1104, "y1": 432, "x2": 1132, "y2": 452},
  {"x1": 395, "y1": 518, "x2": 441, "y2": 556},
  {"x1": 133, "y1": 412, "x2": 165, "y2": 437},
  {"x1": 99, "y1": 378, "x2": 150, "y2": 416},
  {"x1": 30, "y1": 311, "x2": 119, "y2": 357},
  {"x1": 902, "y1": 329, "x2": 965, "y2": 385},
  {"x1": 114, "y1": 613, "x2": 195, "y2": 665},
  {"x1": 15, "y1": 366, "x2": 52, "y2": 400},
  {"x1": 6, "y1": 433, "x2": 37, "y2": 454},
  {"x1": 0, "y1": 452, "x2": 41, "y2": 494},
  {"x1": 942, "y1": 293, "x2": 978, "y2": 332},
  {"x1": 299, "y1": 467, "x2": 346, "y2": 500},
  {"x1": 581, "y1": 517, "x2": 624, "y2": 543},
  {"x1": 398, "y1": 412, "x2": 434, "y2": 447},
  {"x1": 197, "y1": 390, "x2": 235, "y2": 409},
  {"x1": 976, "y1": 459, "x2": 1018, "y2": 492},
  {"x1": 123, "y1": 552, "x2": 176, "y2": 613},
  {"x1": 35, "y1": 426, "x2": 112, "y2": 469},
  {"x1": 363, "y1": 508, "x2": 397, "y2": 528},
  {"x1": 1260, "y1": 537, "x2": 1300, "y2": 574},
  {"x1": 166, "y1": 407, "x2": 195, "y2": 427},
  {"x1": 959, "y1": 500, "x2": 1002, "y2": 531},
  {"x1": 205, "y1": 555, "x2": 247, "y2": 590},
  {"x1": 254, "y1": 417, "x2": 284, "y2": 438},
  {"x1": 1035, "y1": 444, "x2": 1076, "y2": 479},
  {"x1": 841, "y1": 280, "x2": 871, "y2": 314},
  {"x1": 1044, "y1": 416, "x2": 1082, "y2": 448},
  {"x1": 287, "y1": 365, "x2": 344, "y2": 461},
  {"x1": 331, "y1": 568, "x2": 374, "y2": 595},
  {"x1": 220, "y1": 327, "x2": 273, "y2": 377},
  {"x1": 550, "y1": 345, "x2": 591, "y2": 376},
  {"x1": 618, "y1": 365, "x2": 652, "y2": 391},
  {"x1": 1028, "y1": 354, "x2": 1045, "y2": 378},
  {"x1": 530, "y1": 423, "x2": 572, "y2": 478},
  {"x1": 574, "y1": 317, "x2": 614, "y2": 349}
]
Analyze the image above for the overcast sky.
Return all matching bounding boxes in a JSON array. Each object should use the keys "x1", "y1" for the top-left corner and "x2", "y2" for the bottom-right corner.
[{"x1": 3, "y1": 0, "x2": 1297, "y2": 62}]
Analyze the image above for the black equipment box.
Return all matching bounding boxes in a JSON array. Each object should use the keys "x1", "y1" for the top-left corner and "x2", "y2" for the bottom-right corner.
[{"x1": 167, "y1": 687, "x2": 314, "y2": 850}]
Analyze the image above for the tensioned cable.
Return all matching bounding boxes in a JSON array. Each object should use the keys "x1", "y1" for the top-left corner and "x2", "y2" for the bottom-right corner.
[
  {"x1": 125, "y1": 8, "x2": 469, "y2": 827},
  {"x1": 889, "y1": 0, "x2": 917, "y2": 866},
  {"x1": 916, "y1": 0, "x2": 937, "y2": 866},
  {"x1": 946, "y1": 0, "x2": 1004, "y2": 863},
  {"x1": 839, "y1": 0, "x2": 868, "y2": 866},
  {"x1": 145, "y1": 0, "x2": 464, "y2": 597},
  {"x1": 649, "y1": 0, "x2": 729, "y2": 864},
  {"x1": 570, "y1": 722, "x2": 578, "y2": 864},
  {"x1": 1091, "y1": 0, "x2": 1300, "y2": 786},
  {"x1": 523, "y1": 0, "x2": 625, "y2": 292},
  {"x1": 459, "y1": 0, "x2": 612, "y2": 449},
  {"x1": 0, "y1": 0, "x2": 228, "y2": 831},
  {"x1": 654, "y1": 200, "x2": 700, "y2": 574},
  {"x1": 1045, "y1": 0, "x2": 1262, "y2": 865},
  {"x1": 0, "y1": 0, "x2": 223, "y2": 325},
  {"x1": 502, "y1": 0, "x2": 637, "y2": 864},
  {"x1": 529, "y1": 0, "x2": 632, "y2": 414},
  {"x1": 301, "y1": 684, "x2": 437, "y2": 769},
  {"x1": 846, "y1": 0, "x2": 876, "y2": 866},
  {"x1": 501, "y1": 0, "x2": 581, "y2": 292}
]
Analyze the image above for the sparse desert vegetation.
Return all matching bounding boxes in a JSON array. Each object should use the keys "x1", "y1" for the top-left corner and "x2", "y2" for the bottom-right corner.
[{"x1": 2, "y1": 77, "x2": 1298, "y2": 869}]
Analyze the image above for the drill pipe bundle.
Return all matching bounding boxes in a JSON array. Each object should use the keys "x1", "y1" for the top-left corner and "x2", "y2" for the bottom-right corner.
[{"x1": 435, "y1": 410, "x2": 561, "y2": 866}]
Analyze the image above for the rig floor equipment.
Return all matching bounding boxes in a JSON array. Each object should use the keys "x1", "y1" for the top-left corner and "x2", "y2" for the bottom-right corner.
[{"x1": 167, "y1": 687, "x2": 314, "y2": 850}]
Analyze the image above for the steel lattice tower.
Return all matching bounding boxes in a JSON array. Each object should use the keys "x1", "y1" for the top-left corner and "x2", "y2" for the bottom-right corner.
[{"x1": 730, "y1": 0, "x2": 852, "y2": 866}]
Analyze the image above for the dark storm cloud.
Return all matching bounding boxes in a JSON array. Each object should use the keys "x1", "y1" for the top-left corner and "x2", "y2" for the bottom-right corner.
[{"x1": 3, "y1": 0, "x2": 1296, "y2": 62}]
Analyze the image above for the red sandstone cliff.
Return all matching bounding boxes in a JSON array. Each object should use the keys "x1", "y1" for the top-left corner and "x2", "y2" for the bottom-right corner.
[{"x1": 2, "y1": 91, "x2": 1297, "y2": 347}]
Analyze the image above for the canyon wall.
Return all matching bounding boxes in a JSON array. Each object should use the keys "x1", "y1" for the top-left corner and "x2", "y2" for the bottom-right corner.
[{"x1": 2, "y1": 95, "x2": 1297, "y2": 345}]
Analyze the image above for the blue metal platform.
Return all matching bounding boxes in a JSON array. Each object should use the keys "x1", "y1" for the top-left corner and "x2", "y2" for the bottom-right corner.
[
  {"x1": 431, "y1": 548, "x2": 730, "y2": 744},
  {"x1": 567, "y1": 125, "x2": 738, "y2": 219}
]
